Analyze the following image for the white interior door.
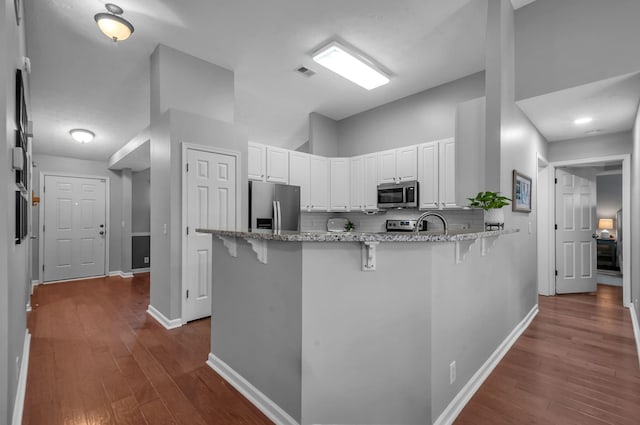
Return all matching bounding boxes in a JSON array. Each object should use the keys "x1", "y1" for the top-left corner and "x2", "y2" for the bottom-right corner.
[
  {"x1": 185, "y1": 148, "x2": 236, "y2": 322},
  {"x1": 555, "y1": 168, "x2": 597, "y2": 294},
  {"x1": 43, "y1": 175, "x2": 106, "y2": 282}
]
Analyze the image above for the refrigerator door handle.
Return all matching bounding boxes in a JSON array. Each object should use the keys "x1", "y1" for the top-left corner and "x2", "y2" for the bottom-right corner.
[{"x1": 276, "y1": 201, "x2": 282, "y2": 232}]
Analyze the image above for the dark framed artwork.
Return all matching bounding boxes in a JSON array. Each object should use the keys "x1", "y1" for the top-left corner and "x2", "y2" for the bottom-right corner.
[
  {"x1": 16, "y1": 69, "x2": 27, "y2": 134},
  {"x1": 512, "y1": 170, "x2": 532, "y2": 212}
]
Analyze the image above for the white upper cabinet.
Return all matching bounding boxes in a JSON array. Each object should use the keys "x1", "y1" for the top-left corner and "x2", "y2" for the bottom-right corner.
[
  {"x1": 378, "y1": 146, "x2": 418, "y2": 184},
  {"x1": 378, "y1": 149, "x2": 397, "y2": 184},
  {"x1": 396, "y1": 145, "x2": 418, "y2": 182},
  {"x1": 309, "y1": 155, "x2": 329, "y2": 211},
  {"x1": 248, "y1": 142, "x2": 266, "y2": 181},
  {"x1": 363, "y1": 153, "x2": 379, "y2": 210},
  {"x1": 439, "y1": 138, "x2": 456, "y2": 208},
  {"x1": 350, "y1": 156, "x2": 364, "y2": 211},
  {"x1": 417, "y1": 138, "x2": 456, "y2": 209},
  {"x1": 289, "y1": 151, "x2": 311, "y2": 210},
  {"x1": 330, "y1": 158, "x2": 350, "y2": 211},
  {"x1": 266, "y1": 146, "x2": 289, "y2": 183},
  {"x1": 418, "y1": 141, "x2": 439, "y2": 209},
  {"x1": 351, "y1": 153, "x2": 379, "y2": 211}
]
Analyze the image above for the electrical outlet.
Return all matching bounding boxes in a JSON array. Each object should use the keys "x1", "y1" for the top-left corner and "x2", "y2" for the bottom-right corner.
[
  {"x1": 143, "y1": 256, "x2": 149, "y2": 264},
  {"x1": 449, "y1": 361, "x2": 456, "y2": 384}
]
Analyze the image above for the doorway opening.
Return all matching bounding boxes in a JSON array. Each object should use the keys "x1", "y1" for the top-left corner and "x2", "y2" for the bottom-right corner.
[{"x1": 537, "y1": 154, "x2": 631, "y2": 307}]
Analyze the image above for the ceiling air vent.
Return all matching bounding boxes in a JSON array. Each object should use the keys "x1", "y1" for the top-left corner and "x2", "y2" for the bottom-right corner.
[{"x1": 296, "y1": 66, "x2": 316, "y2": 77}]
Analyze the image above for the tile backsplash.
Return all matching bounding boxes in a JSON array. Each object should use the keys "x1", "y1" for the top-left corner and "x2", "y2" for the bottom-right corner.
[{"x1": 301, "y1": 208, "x2": 484, "y2": 233}]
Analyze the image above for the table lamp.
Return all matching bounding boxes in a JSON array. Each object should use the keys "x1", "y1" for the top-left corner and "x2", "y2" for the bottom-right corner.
[{"x1": 598, "y1": 218, "x2": 614, "y2": 239}]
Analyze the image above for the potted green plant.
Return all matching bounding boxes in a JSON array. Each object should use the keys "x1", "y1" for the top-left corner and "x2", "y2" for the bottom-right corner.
[{"x1": 467, "y1": 191, "x2": 511, "y2": 226}]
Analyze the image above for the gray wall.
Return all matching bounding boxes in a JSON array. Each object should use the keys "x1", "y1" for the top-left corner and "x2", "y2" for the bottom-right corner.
[
  {"x1": 2, "y1": 0, "x2": 31, "y2": 421},
  {"x1": 132, "y1": 168, "x2": 150, "y2": 233},
  {"x1": 301, "y1": 242, "x2": 431, "y2": 425},
  {"x1": 515, "y1": 0, "x2": 640, "y2": 100},
  {"x1": 212, "y1": 238, "x2": 303, "y2": 423},
  {"x1": 308, "y1": 112, "x2": 339, "y2": 157},
  {"x1": 548, "y1": 131, "x2": 633, "y2": 163},
  {"x1": 150, "y1": 44, "x2": 245, "y2": 321},
  {"x1": 632, "y1": 103, "x2": 640, "y2": 319},
  {"x1": 32, "y1": 154, "x2": 124, "y2": 275},
  {"x1": 336, "y1": 71, "x2": 485, "y2": 157},
  {"x1": 597, "y1": 174, "x2": 623, "y2": 237}
]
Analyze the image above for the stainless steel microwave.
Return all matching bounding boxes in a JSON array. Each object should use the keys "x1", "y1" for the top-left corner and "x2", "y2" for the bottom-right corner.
[{"x1": 377, "y1": 180, "x2": 419, "y2": 209}]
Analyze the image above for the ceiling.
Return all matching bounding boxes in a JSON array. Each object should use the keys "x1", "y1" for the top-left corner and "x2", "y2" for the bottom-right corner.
[
  {"x1": 24, "y1": 0, "x2": 496, "y2": 162},
  {"x1": 517, "y1": 72, "x2": 640, "y2": 142}
]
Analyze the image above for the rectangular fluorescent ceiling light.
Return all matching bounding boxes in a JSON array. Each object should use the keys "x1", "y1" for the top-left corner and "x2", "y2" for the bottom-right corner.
[{"x1": 312, "y1": 41, "x2": 389, "y2": 90}]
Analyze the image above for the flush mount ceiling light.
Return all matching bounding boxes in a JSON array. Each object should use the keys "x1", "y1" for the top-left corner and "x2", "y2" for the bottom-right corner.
[
  {"x1": 574, "y1": 116, "x2": 593, "y2": 125},
  {"x1": 70, "y1": 129, "x2": 95, "y2": 144},
  {"x1": 94, "y1": 3, "x2": 134, "y2": 42},
  {"x1": 312, "y1": 41, "x2": 390, "y2": 90}
]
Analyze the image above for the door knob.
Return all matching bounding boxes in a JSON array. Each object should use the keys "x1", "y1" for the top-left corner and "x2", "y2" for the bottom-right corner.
[
  {"x1": 99, "y1": 231, "x2": 105, "y2": 235},
  {"x1": 99, "y1": 224, "x2": 104, "y2": 228},
  {"x1": 592, "y1": 233, "x2": 598, "y2": 239}
]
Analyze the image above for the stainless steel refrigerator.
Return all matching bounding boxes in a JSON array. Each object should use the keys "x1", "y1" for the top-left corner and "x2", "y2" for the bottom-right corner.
[{"x1": 248, "y1": 181, "x2": 301, "y2": 232}]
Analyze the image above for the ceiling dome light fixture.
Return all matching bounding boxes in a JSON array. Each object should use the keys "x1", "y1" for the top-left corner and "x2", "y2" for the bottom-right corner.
[
  {"x1": 70, "y1": 129, "x2": 95, "y2": 144},
  {"x1": 574, "y1": 116, "x2": 593, "y2": 125},
  {"x1": 94, "y1": 3, "x2": 134, "y2": 42}
]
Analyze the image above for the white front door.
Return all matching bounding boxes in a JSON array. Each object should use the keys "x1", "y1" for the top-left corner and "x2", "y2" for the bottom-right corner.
[
  {"x1": 43, "y1": 175, "x2": 107, "y2": 282},
  {"x1": 555, "y1": 168, "x2": 597, "y2": 294},
  {"x1": 184, "y1": 148, "x2": 237, "y2": 322}
]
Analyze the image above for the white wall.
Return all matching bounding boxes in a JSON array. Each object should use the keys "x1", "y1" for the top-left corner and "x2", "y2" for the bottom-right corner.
[
  {"x1": 336, "y1": 71, "x2": 485, "y2": 157},
  {"x1": 548, "y1": 131, "x2": 633, "y2": 163},
  {"x1": 32, "y1": 154, "x2": 124, "y2": 276},
  {"x1": 515, "y1": 0, "x2": 640, "y2": 100}
]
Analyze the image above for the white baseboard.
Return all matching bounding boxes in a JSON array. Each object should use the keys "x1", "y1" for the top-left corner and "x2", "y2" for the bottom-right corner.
[
  {"x1": 133, "y1": 268, "x2": 150, "y2": 274},
  {"x1": 146, "y1": 304, "x2": 182, "y2": 330},
  {"x1": 433, "y1": 304, "x2": 539, "y2": 425},
  {"x1": 207, "y1": 353, "x2": 299, "y2": 425},
  {"x1": 26, "y1": 303, "x2": 31, "y2": 312},
  {"x1": 12, "y1": 330, "x2": 31, "y2": 425},
  {"x1": 31, "y1": 280, "x2": 39, "y2": 294},
  {"x1": 630, "y1": 306, "x2": 640, "y2": 368},
  {"x1": 108, "y1": 271, "x2": 133, "y2": 279}
]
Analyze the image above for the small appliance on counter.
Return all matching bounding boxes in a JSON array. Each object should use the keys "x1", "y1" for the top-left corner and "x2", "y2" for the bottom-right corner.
[
  {"x1": 327, "y1": 218, "x2": 349, "y2": 232},
  {"x1": 385, "y1": 219, "x2": 427, "y2": 232},
  {"x1": 377, "y1": 180, "x2": 419, "y2": 209},
  {"x1": 249, "y1": 181, "x2": 301, "y2": 232}
]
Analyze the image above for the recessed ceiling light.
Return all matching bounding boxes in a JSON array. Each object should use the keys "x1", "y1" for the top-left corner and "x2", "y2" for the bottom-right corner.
[
  {"x1": 574, "y1": 117, "x2": 593, "y2": 125},
  {"x1": 94, "y1": 3, "x2": 134, "y2": 42},
  {"x1": 70, "y1": 129, "x2": 95, "y2": 144},
  {"x1": 312, "y1": 41, "x2": 389, "y2": 90}
]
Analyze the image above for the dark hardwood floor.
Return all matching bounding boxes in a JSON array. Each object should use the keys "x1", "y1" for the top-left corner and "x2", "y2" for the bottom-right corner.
[
  {"x1": 24, "y1": 274, "x2": 273, "y2": 425},
  {"x1": 455, "y1": 285, "x2": 640, "y2": 425},
  {"x1": 24, "y1": 277, "x2": 639, "y2": 425}
]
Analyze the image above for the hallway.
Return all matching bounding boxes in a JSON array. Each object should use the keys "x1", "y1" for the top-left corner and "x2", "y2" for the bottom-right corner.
[{"x1": 455, "y1": 285, "x2": 640, "y2": 425}]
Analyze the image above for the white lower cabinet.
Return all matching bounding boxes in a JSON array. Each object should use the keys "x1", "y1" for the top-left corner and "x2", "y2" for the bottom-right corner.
[
  {"x1": 418, "y1": 138, "x2": 456, "y2": 209},
  {"x1": 330, "y1": 158, "x2": 350, "y2": 211}
]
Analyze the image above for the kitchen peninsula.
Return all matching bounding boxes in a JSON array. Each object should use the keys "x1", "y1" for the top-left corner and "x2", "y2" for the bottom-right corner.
[{"x1": 197, "y1": 227, "x2": 519, "y2": 425}]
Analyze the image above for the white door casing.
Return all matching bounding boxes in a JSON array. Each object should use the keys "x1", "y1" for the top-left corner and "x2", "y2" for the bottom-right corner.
[
  {"x1": 555, "y1": 168, "x2": 597, "y2": 294},
  {"x1": 42, "y1": 175, "x2": 107, "y2": 282},
  {"x1": 184, "y1": 147, "x2": 237, "y2": 322}
]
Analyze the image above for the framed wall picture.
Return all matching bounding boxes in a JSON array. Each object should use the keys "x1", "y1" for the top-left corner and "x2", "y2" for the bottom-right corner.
[{"x1": 512, "y1": 170, "x2": 532, "y2": 212}]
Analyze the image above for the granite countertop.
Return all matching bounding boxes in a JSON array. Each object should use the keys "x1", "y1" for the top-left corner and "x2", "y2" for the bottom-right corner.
[{"x1": 195, "y1": 228, "x2": 520, "y2": 242}]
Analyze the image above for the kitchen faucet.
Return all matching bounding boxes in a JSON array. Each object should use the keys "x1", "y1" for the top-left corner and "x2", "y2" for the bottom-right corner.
[{"x1": 414, "y1": 211, "x2": 448, "y2": 233}]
